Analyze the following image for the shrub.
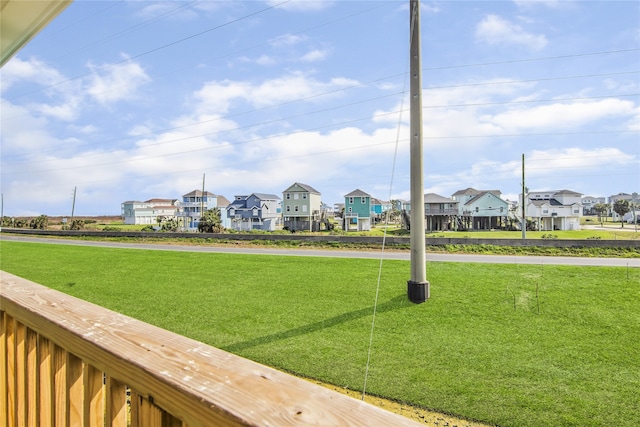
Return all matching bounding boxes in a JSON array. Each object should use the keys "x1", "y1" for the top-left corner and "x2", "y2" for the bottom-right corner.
[
  {"x1": 69, "y1": 219, "x2": 85, "y2": 230},
  {"x1": 30, "y1": 215, "x2": 48, "y2": 229}
]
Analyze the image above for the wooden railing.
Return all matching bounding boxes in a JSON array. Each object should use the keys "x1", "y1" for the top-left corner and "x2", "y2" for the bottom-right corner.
[{"x1": 1, "y1": 271, "x2": 421, "y2": 427}]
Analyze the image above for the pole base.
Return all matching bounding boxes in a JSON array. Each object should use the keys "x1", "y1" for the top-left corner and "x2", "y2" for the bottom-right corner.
[{"x1": 407, "y1": 280, "x2": 430, "y2": 304}]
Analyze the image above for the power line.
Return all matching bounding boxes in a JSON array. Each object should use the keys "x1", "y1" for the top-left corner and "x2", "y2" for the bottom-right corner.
[{"x1": 9, "y1": 1, "x2": 291, "y2": 99}]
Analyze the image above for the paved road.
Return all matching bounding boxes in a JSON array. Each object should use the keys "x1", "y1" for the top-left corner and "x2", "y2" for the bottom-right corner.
[{"x1": 2, "y1": 234, "x2": 639, "y2": 267}]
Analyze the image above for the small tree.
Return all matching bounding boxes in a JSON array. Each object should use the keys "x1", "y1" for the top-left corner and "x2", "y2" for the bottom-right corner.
[
  {"x1": 160, "y1": 217, "x2": 178, "y2": 232},
  {"x1": 613, "y1": 199, "x2": 630, "y2": 227},
  {"x1": 198, "y1": 208, "x2": 223, "y2": 233},
  {"x1": 30, "y1": 215, "x2": 48, "y2": 229},
  {"x1": 593, "y1": 203, "x2": 609, "y2": 225},
  {"x1": 69, "y1": 219, "x2": 85, "y2": 230}
]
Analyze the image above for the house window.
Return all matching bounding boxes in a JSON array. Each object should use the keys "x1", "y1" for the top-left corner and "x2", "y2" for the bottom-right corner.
[
  {"x1": 286, "y1": 206, "x2": 291, "y2": 212},
  {"x1": 302, "y1": 205, "x2": 308, "y2": 213},
  {"x1": 348, "y1": 207, "x2": 352, "y2": 213},
  {"x1": 252, "y1": 208, "x2": 258, "y2": 216},
  {"x1": 573, "y1": 209, "x2": 579, "y2": 214},
  {"x1": 475, "y1": 207, "x2": 479, "y2": 212},
  {"x1": 294, "y1": 193, "x2": 299, "y2": 200},
  {"x1": 361, "y1": 197, "x2": 366, "y2": 204},
  {"x1": 294, "y1": 206, "x2": 299, "y2": 212},
  {"x1": 302, "y1": 193, "x2": 307, "y2": 199},
  {"x1": 349, "y1": 197, "x2": 354, "y2": 204},
  {"x1": 229, "y1": 208, "x2": 235, "y2": 216},
  {"x1": 543, "y1": 209, "x2": 549, "y2": 214},
  {"x1": 286, "y1": 193, "x2": 290, "y2": 200}
]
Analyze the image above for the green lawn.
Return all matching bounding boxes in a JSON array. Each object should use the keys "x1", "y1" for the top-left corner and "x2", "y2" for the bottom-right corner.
[{"x1": 1, "y1": 240, "x2": 639, "y2": 427}]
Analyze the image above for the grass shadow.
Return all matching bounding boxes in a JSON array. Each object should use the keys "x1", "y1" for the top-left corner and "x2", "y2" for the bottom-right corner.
[{"x1": 224, "y1": 294, "x2": 411, "y2": 353}]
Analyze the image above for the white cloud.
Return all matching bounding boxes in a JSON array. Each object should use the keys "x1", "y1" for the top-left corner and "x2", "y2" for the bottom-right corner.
[
  {"x1": 475, "y1": 14, "x2": 548, "y2": 50},
  {"x1": 193, "y1": 72, "x2": 359, "y2": 114},
  {"x1": 513, "y1": 0, "x2": 574, "y2": 10},
  {"x1": 0, "y1": 57, "x2": 67, "y2": 91},
  {"x1": 255, "y1": 55, "x2": 277, "y2": 66},
  {"x1": 86, "y1": 60, "x2": 151, "y2": 105},
  {"x1": 489, "y1": 98, "x2": 637, "y2": 131},
  {"x1": 300, "y1": 49, "x2": 329, "y2": 62},
  {"x1": 269, "y1": 34, "x2": 308, "y2": 47},
  {"x1": 266, "y1": 0, "x2": 334, "y2": 12}
]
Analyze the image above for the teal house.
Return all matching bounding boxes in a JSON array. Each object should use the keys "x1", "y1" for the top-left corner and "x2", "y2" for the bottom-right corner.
[{"x1": 343, "y1": 189, "x2": 371, "y2": 231}]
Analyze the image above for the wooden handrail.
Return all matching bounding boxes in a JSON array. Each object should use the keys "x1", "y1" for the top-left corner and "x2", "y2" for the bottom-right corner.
[{"x1": 1, "y1": 271, "x2": 422, "y2": 426}]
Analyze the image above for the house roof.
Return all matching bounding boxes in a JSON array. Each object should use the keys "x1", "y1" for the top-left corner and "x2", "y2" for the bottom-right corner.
[
  {"x1": 144, "y1": 198, "x2": 175, "y2": 203},
  {"x1": 371, "y1": 197, "x2": 388, "y2": 205},
  {"x1": 451, "y1": 187, "x2": 479, "y2": 196},
  {"x1": 284, "y1": 182, "x2": 321, "y2": 194},
  {"x1": 452, "y1": 187, "x2": 501, "y2": 197},
  {"x1": 530, "y1": 199, "x2": 564, "y2": 207},
  {"x1": 554, "y1": 189, "x2": 583, "y2": 196},
  {"x1": 464, "y1": 191, "x2": 508, "y2": 206},
  {"x1": 252, "y1": 193, "x2": 280, "y2": 200},
  {"x1": 345, "y1": 189, "x2": 370, "y2": 197},
  {"x1": 530, "y1": 189, "x2": 582, "y2": 197},
  {"x1": 424, "y1": 193, "x2": 454, "y2": 203},
  {"x1": 182, "y1": 190, "x2": 217, "y2": 197},
  {"x1": 217, "y1": 195, "x2": 231, "y2": 207}
]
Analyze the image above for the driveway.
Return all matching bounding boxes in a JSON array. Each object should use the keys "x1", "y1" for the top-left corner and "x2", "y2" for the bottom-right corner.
[{"x1": 2, "y1": 234, "x2": 639, "y2": 268}]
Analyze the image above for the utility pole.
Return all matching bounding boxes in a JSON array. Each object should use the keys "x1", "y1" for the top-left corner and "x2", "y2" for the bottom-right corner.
[
  {"x1": 71, "y1": 186, "x2": 77, "y2": 223},
  {"x1": 521, "y1": 154, "x2": 526, "y2": 239},
  {"x1": 201, "y1": 173, "x2": 206, "y2": 226},
  {"x1": 407, "y1": 0, "x2": 429, "y2": 303}
]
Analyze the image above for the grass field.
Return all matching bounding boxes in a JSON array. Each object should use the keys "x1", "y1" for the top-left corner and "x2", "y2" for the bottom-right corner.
[{"x1": 1, "y1": 240, "x2": 639, "y2": 427}]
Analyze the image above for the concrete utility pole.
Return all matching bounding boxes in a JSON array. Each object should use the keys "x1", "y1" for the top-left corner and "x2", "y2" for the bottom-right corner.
[{"x1": 407, "y1": 0, "x2": 429, "y2": 303}]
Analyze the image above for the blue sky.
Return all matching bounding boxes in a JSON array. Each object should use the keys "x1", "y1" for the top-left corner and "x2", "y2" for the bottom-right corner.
[{"x1": 1, "y1": 0, "x2": 638, "y2": 216}]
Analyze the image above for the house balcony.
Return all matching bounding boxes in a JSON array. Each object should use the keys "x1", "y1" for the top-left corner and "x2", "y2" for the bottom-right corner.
[
  {"x1": 424, "y1": 208, "x2": 458, "y2": 215},
  {"x1": 1, "y1": 271, "x2": 420, "y2": 427}
]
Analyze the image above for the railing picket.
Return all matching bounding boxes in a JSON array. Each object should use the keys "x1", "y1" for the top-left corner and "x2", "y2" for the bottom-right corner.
[
  {"x1": 67, "y1": 353, "x2": 83, "y2": 425},
  {"x1": 16, "y1": 322, "x2": 26, "y2": 426},
  {"x1": 0, "y1": 312, "x2": 7, "y2": 427},
  {"x1": 106, "y1": 375, "x2": 127, "y2": 427},
  {"x1": 26, "y1": 329, "x2": 38, "y2": 427},
  {"x1": 138, "y1": 396, "x2": 163, "y2": 426},
  {"x1": 83, "y1": 364, "x2": 104, "y2": 427},
  {"x1": 53, "y1": 344, "x2": 67, "y2": 426},
  {"x1": 38, "y1": 336, "x2": 54, "y2": 426},
  {"x1": 6, "y1": 315, "x2": 16, "y2": 427}
]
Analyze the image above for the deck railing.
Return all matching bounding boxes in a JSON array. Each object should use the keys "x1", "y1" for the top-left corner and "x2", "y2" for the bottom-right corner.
[{"x1": 1, "y1": 271, "x2": 421, "y2": 427}]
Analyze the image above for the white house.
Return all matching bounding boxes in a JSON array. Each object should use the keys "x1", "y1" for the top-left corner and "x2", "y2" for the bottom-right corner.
[
  {"x1": 525, "y1": 190, "x2": 583, "y2": 231},
  {"x1": 121, "y1": 199, "x2": 179, "y2": 225},
  {"x1": 452, "y1": 188, "x2": 508, "y2": 230}
]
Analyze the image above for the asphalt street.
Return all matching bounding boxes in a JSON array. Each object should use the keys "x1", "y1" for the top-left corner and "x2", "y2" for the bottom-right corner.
[{"x1": 2, "y1": 234, "x2": 639, "y2": 268}]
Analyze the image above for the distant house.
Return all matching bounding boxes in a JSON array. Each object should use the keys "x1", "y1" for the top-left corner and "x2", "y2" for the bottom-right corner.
[
  {"x1": 121, "y1": 198, "x2": 179, "y2": 225},
  {"x1": 282, "y1": 182, "x2": 322, "y2": 232},
  {"x1": 452, "y1": 188, "x2": 508, "y2": 230},
  {"x1": 525, "y1": 189, "x2": 583, "y2": 231},
  {"x1": 609, "y1": 192, "x2": 638, "y2": 222},
  {"x1": 176, "y1": 190, "x2": 220, "y2": 231},
  {"x1": 343, "y1": 189, "x2": 371, "y2": 231},
  {"x1": 424, "y1": 193, "x2": 458, "y2": 231},
  {"x1": 581, "y1": 195, "x2": 606, "y2": 215},
  {"x1": 370, "y1": 198, "x2": 392, "y2": 217},
  {"x1": 226, "y1": 193, "x2": 281, "y2": 231}
]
